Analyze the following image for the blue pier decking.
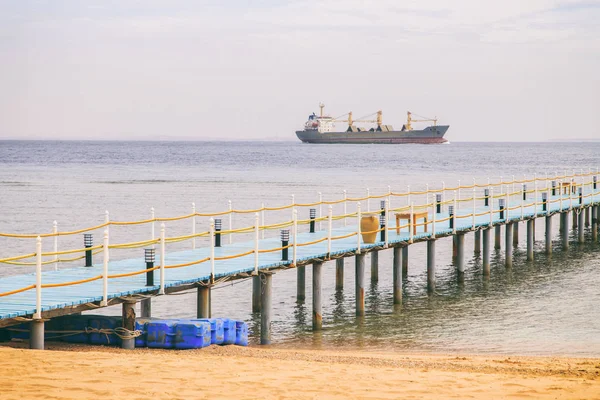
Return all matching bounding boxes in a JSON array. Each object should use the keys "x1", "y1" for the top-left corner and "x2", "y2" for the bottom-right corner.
[{"x1": 1, "y1": 179, "x2": 599, "y2": 326}]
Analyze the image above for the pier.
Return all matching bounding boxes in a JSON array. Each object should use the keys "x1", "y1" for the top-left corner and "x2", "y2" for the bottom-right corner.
[{"x1": 1, "y1": 169, "x2": 599, "y2": 350}]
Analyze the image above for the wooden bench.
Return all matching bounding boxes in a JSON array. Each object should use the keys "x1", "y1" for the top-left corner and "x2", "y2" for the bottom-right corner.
[{"x1": 395, "y1": 211, "x2": 428, "y2": 235}]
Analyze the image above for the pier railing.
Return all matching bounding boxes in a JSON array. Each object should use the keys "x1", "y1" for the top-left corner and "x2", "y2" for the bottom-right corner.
[{"x1": 1, "y1": 168, "x2": 599, "y2": 318}]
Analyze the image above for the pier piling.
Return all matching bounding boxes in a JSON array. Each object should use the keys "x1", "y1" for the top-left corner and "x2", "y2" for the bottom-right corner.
[
  {"x1": 335, "y1": 258, "x2": 344, "y2": 290},
  {"x1": 393, "y1": 247, "x2": 402, "y2": 305},
  {"x1": 495, "y1": 225, "x2": 501, "y2": 249},
  {"x1": 312, "y1": 262, "x2": 323, "y2": 331},
  {"x1": 505, "y1": 222, "x2": 513, "y2": 268},
  {"x1": 355, "y1": 254, "x2": 365, "y2": 316},
  {"x1": 578, "y1": 210, "x2": 585, "y2": 243},
  {"x1": 371, "y1": 251, "x2": 379, "y2": 283},
  {"x1": 455, "y1": 234, "x2": 464, "y2": 282},
  {"x1": 260, "y1": 272, "x2": 273, "y2": 345},
  {"x1": 427, "y1": 240, "x2": 436, "y2": 293},
  {"x1": 402, "y1": 246, "x2": 408, "y2": 279},
  {"x1": 30, "y1": 319, "x2": 44, "y2": 350},
  {"x1": 482, "y1": 228, "x2": 490, "y2": 277},
  {"x1": 197, "y1": 286, "x2": 210, "y2": 318},
  {"x1": 585, "y1": 207, "x2": 590, "y2": 227},
  {"x1": 546, "y1": 215, "x2": 553, "y2": 255},
  {"x1": 141, "y1": 298, "x2": 151, "y2": 318},
  {"x1": 121, "y1": 300, "x2": 136, "y2": 350},
  {"x1": 592, "y1": 206, "x2": 598, "y2": 242},
  {"x1": 474, "y1": 229, "x2": 481, "y2": 254},
  {"x1": 513, "y1": 222, "x2": 519, "y2": 247},
  {"x1": 252, "y1": 276, "x2": 262, "y2": 312},
  {"x1": 296, "y1": 266, "x2": 305, "y2": 303},
  {"x1": 527, "y1": 219, "x2": 534, "y2": 261},
  {"x1": 573, "y1": 211, "x2": 578, "y2": 229},
  {"x1": 561, "y1": 212, "x2": 569, "y2": 249}
]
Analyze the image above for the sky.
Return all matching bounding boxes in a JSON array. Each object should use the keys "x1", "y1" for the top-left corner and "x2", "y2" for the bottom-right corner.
[{"x1": 0, "y1": 0, "x2": 599, "y2": 141}]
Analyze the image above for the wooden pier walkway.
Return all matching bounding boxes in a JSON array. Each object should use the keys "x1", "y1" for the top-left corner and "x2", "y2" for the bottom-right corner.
[{"x1": 1, "y1": 170, "x2": 599, "y2": 348}]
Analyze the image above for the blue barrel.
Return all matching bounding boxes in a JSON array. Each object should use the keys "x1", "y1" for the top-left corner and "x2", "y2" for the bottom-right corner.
[
  {"x1": 195, "y1": 318, "x2": 224, "y2": 345},
  {"x1": 235, "y1": 321, "x2": 248, "y2": 346},
  {"x1": 61, "y1": 315, "x2": 90, "y2": 343},
  {"x1": 88, "y1": 316, "x2": 121, "y2": 346},
  {"x1": 134, "y1": 318, "x2": 156, "y2": 348},
  {"x1": 174, "y1": 320, "x2": 211, "y2": 349},
  {"x1": 220, "y1": 318, "x2": 236, "y2": 345},
  {"x1": 147, "y1": 320, "x2": 177, "y2": 348}
]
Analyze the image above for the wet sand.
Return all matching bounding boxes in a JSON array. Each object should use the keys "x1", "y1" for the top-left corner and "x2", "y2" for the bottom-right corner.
[{"x1": 1, "y1": 344, "x2": 599, "y2": 399}]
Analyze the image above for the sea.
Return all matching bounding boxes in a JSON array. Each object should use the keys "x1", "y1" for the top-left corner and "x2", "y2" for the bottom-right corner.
[{"x1": 1, "y1": 140, "x2": 599, "y2": 356}]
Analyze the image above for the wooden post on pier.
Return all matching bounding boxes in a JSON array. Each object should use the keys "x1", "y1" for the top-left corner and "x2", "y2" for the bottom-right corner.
[
  {"x1": 573, "y1": 210, "x2": 578, "y2": 230},
  {"x1": 513, "y1": 222, "x2": 519, "y2": 247},
  {"x1": 455, "y1": 234, "x2": 464, "y2": 282},
  {"x1": 578, "y1": 209, "x2": 585, "y2": 243},
  {"x1": 402, "y1": 247, "x2": 408, "y2": 279},
  {"x1": 592, "y1": 206, "x2": 598, "y2": 242},
  {"x1": 526, "y1": 219, "x2": 534, "y2": 261},
  {"x1": 427, "y1": 240, "x2": 436, "y2": 293},
  {"x1": 474, "y1": 230, "x2": 481, "y2": 254},
  {"x1": 505, "y1": 222, "x2": 513, "y2": 268},
  {"x1": 585, "y1": 207, "x2": 590, "y2": 227},
  {"x1": 30, "y1": 320, "x2": 44, "y2": 350},
  {"x1": 312, "y1": 262, "x2": 323, "y2": 331},
  {"x1": 393, "y1": 247, "x2": 402, "y2": 305},
  {"x1": 252, "y1": 276, "x2": 262, "y2": 312},
  {"x1": 495, "y1": 225, "x2": 501, "y2": 249},
  {"x1": 371, "y1": 251, "x2": 378, "y2": 283},
  {"x1": 355, "y1": 254, "x2": 365, "y2": 316},
  {"x1": 141, "y1": 298, "x2": 151, "y2": 318},
  {"x1": 482, "y1": 228, "x2": 490, "y2": 277},
  {"x1": 296, "y1": 266, "x2": 306, "y2": 303},
  {"x1": 121, "y1": 300, "x2": 136, "y2": 350},
  {"x1": 546, "y1": 215, "x2": 553, "y2": 255},
  {"x1": 561, "y1": 212, "x2": 569, "y2": 249},
  {"x1": 335, "y1": 258, "x2": 344, "y2": 290},
  {"x1": 260, "y1": 272, "x2": 273, "y2": 345},
  {"x1": 197, "y1": 286, "x2": 210, "y2": 318}
]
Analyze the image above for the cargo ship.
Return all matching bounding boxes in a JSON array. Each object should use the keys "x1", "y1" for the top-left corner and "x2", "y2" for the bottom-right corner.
[{"x1": 296, "y1": 104, "x2": 449, "y2": 144}]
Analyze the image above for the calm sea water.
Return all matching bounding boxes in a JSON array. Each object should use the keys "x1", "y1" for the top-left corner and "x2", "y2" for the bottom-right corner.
[{"x1": 1, "y1": 140, "x2": 599, "y2": 356}]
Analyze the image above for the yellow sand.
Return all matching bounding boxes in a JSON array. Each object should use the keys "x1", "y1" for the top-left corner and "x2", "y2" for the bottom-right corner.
[{"x1": 1, "y1": 344, "x2": 599, "y2": 399}]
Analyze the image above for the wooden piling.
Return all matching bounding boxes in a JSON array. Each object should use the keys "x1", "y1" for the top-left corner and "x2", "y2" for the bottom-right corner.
[
  {"x1": 585, "y1": 207, "x2": 590, "y2": 227},
  {"x1": 592, "y1": 206, "x2": 598, "y2": 242},
  {"x1": 573, "y1": 210, "x2": 578, "y2": 229},
  {"x1": 197, "y1": 286, "x2": 210, "y2": 318},
  {"x1": 335, "y1": 258, "x2": 344, "y2": 290},
  {"x1": 474, "y1": 229, "x2": 481, "y2": 254},
  {"x1": 427, "y1": 240, "x2": 436, "y2": 293},
  {"x1": 393, "y1": 247, "x2": 402, "y2": 305},
  {"x1": 482, "y1": 228, "x2": 490, "y2": 277},
  {"x1": 578, "y1": 210, "x2": 585, "y2": 243},
  {"x1": 355, "y1": 254, "x2": 365, "y2": 316},
  {"x1": 505, "y1": 222, "x2": 513, "y2": 268},
  {"x1": 495, "y1": 225, "x2": 501, "y2": 249},
  {"x1": 513, "y1": 222, "x2": 519, "y2": 247},
  {"x1": 526, "y1": 219, "x2": 534, "y2": 261},
  {"x1": 370, "y1": 251, "x2": 378, "y2": 283},
  {"x1": 260, "y1": 272, "x2": 272, "y2": 345},
  {"x1": 296, "y1": 266, "x2": 305, "y2": 303},
  {"x1": 561, "y1": 212, "x2": 569, "y2": 250},
  {"x1": 141, "y1": 298, "x2": 151, "y2": 318},
  {"x1": 312, "y1": 262, "x2": 323, "y2": 331},
  {"x1": 455, "y1": 234, "x2": 464, "y2": 282},
  {"x1": 30, "y1": 319, "x2": 44, "y2": 350},
  {"x1": 121, "y1": 300, "x2": 136, "y2": 350},
  {"x1": 402, "y1": 246, "x2": 408, "y2": 279},
  {"x1": 252, "y1": 275, "x2": 262, "y2": 312},
  {"x1": 546, "y1": 215, "x2": 552, "y2": 255}
]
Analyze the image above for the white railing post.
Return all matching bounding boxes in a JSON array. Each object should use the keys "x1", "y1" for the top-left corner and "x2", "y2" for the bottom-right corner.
[
  {"x1": 228, "y1": 200, "x2": 233, "y2": 244},
  {"x1": 292, "y1": 209, "x2": 298, "y2": 266},
  {"x1": 409, "y1": 202, "x2": 414, "y2": 243},
  {"x1": 209, "y1": 218, "x2": 215, "y2": 280},
  {"x1": 521, "y1": 184, "x2": 524, "y2": 220},
  {"x1": 291, "y1": 194, "x2": 295, "y2": 221},
  {"x1": 384, "y1": 199, "x2": 390, "y2": 247},
  {"x1": 261, "y1": 202, "x2": 265, "y2": 239},
  {"x1": 327, "y1": 205, "x2": 333, "y2": 256},
  {"x1": 101, "y1": 229, "x2": 109, "y2": 306},
  {"x1": 490, "y1": 187, "x2": 494, "y2": 225},
  {"x1": 512, "y1": 174, "x2": 515, "y2": 195},
  {"x1": 431, "y1": 197, "x2": 436, "y2": 239},
  {"x1": 343, "y1": 190, "x2": 347, "y2": 227},
  {"x1": 356, "y1": 202, "x2": 362, "y2": 254},
  {"x1": 53, "y1": 221, "x2": 58, "y2": 271},
  {"x1": 192, "y1": 202, "x2": 196, "y2": 250},
  {"x1": 534, "y1": 173, "x2": 538, "y2": 216},
  {"x1": 254, "y1": 213, "x2": 259, "y2": 275},
  {"x1": 159, "y1": 223, "x2": 165, "y2": 295},
  {"x1": 472, "y1": 187, "x2": 476, "y2": 229},
  {"x1": 366, "y1": 188, "x2": 370, "y2": 212},
  {"x1": 453, "y1": 193, "x2": 457, "y2": 234},
  {"x1": 105, "y1": 210, "x2": 110, "y2": 235},
  {"x1": 318, "y1": 192, "x2": 323, "y2": 231},
  {"x1": 505, "y1": 191, "x2": 510, "y2": 222},
  {"x1": 34, "y1": 236, "x2": 42, "y2": 320},
  {"x1": 151, "y1": 207, "x2": 155, "y2": 249}
]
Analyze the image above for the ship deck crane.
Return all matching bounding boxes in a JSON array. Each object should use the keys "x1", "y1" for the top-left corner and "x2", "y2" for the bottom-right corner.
[
  {"x1": 334, "y1": 111, "x2": 383, "y2": 129},
  {"x1": 405, "y1": 111, "x2": 437, "y2": 131}
]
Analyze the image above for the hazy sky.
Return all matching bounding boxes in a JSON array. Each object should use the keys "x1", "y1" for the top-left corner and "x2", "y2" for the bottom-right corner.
[{"x1": 1, "y1": 0, "x2": 599, "y2": 141}]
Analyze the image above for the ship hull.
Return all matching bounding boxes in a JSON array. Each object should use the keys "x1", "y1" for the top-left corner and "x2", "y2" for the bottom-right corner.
[{"x1": 295, "y1": 126, "x2": 449, "y2": 144}]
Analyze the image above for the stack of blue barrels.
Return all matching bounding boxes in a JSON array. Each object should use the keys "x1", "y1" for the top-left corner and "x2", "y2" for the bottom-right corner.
[{"x1": 1, "y1": 315, "x2": 249, "y2": 348}]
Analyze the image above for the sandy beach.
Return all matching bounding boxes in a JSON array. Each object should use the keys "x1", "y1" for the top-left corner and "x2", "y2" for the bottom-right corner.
[{"x1": 1, "y1": 344, "x2": 599, "y2": 399}]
